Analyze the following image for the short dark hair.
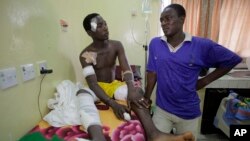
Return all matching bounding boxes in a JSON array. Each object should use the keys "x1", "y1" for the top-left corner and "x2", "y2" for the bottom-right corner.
[
  {"x1": 165, "y1": 3, "x2": 186, "y2": 17},
  {"x1": 83, "y1": 13, "x2": 100, "y2": 31}
]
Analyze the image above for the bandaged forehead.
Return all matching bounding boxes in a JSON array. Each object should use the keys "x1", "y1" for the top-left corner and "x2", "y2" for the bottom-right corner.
[
  {"x1": 90, "y1": 16, "x2": 99, "y2": 32},
  {"x1": 82, "y1": 51, "x2": 97, "y2": 65}
]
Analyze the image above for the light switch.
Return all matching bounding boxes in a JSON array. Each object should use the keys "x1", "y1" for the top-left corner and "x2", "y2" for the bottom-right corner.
[{"x1": 0, "y1": 67, "x2": 18, "y2": 90}]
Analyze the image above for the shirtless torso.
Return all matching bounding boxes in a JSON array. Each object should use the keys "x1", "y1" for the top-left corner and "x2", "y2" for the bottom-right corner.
[{"x1": 80, "y1": 40, "x2": 127, "y2": 83}]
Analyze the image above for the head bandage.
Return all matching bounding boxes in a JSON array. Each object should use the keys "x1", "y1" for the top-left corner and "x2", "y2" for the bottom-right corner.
[
  {"x1": 122, "y1": 70, "x2": 134, "y2": 82},
  {"x1": 82, "y1": 66, "x2": 95, "y2": 78},
  {"x1": 90, "y1": 17, "x2": 97, "y2": 32}
]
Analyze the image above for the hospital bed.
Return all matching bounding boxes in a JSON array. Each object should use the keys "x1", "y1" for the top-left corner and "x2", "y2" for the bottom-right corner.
[{"x1": 20, "y1": 65, "x2": 145, "y2": 141}]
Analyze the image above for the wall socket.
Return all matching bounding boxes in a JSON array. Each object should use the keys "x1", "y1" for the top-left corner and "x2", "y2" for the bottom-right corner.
[
  {"x1": 0, "y1": 67, "x2": 18, "y2": 89},
  {"x1": 37, "y1": 60, "x2": 48, "y2": 75},
  {"x1": 37, "y1": 60, "x2": 47, "y2": 71},
  {"x1": 20, "y1": 64, "x2": 35, "y2": 81},
  {"x1": 36, "y1": 60, "x2": 53, "y2": 74}
]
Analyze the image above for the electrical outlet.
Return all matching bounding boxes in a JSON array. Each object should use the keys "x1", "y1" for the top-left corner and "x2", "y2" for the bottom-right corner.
[
  {"x1": 0, "y1": 67, "x2": 18, "y2": 89},
  {"x1": 20, "y1": 64, "x2": 35, "y2": 81},
  {"x1": 37, "y1": 60, "x2": 53, "y2": 74},
  {"x1": 37, "y1": 60, "x2": 47, "y2": 71}
]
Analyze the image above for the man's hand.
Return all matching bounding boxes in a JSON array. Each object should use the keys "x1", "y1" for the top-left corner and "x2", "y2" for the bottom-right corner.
[
  {"x1": 109, "y1": 100, "x2": 129, "y2": 120},
  {"x1": 127, "y1": 88, "x2": 151, "y2": 109},
  {"x1": 197, "y1": 68, "x2": 233, "y2": 90}
]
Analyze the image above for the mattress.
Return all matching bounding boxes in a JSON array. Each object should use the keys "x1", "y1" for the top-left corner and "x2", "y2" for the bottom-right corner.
[
  {"x1": 20, "y1": 101, "x2": 145, "y2": 141},
  {"x1": 20, "y1": 65, "x2": 144, "y2": 141}
]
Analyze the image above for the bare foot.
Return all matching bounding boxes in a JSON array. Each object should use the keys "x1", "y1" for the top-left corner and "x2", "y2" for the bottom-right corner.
[{"x1": 149, "y1": 131, "x2": 195, "y2": 141}]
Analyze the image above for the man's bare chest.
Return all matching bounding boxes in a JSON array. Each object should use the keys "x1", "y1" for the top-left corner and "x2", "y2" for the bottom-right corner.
[{"x1": 95, "y1": 50, "x2": 117, "y2": 68}]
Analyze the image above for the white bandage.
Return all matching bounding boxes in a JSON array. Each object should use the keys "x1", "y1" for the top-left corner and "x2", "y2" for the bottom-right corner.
[
  {"x1": 90, "y1": 17, "x2": 97, "y2": 32},
  {"x1": 122, "y1": 70, "x2": 134, "y2": 82},
  {"x1": 122, "y1": 70, "x2": 133, "y2": 76},
  {"x1": 123, "y1": 112, "x2": 131, "y2": 121},
  {"x1": 82, "y1": 66, "x2": 95, "y2": 78},
  {"x1": 77, "y1": 94, "x2": 101, "y2": 131},
  {"x1": 81, "y1": 51, "x2": 97, "y2": 65}
]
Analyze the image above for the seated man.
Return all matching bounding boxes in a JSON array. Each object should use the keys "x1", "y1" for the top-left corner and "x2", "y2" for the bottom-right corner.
[{"x1": 79, "y1": 13, "x2": 194, "y2": 141}]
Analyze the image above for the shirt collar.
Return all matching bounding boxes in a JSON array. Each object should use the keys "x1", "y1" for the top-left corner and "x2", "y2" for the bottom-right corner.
[{"x1": 160, "y1": 32, "x2": 192, "y2": 42}]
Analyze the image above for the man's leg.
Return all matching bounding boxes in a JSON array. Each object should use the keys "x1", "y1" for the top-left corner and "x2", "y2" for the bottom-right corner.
[
  {"x1": 131, "y1": 102, "x2": 194, "y2": 141},
  {"x1": 152, "y1": 106, "x2": 174, "y2": 133},
  {"x1": 77, "y1": 89, "x2": 106, "y2": 141},
  {"x1": 87, "y1": 125, "x2": 106, "y2": 141},
  {"x1": 175, "y1": 117, "x2": 199, "y2": 141},
  {"x1": 131, "y1": 88, "x2": 195, "y2": 141}
]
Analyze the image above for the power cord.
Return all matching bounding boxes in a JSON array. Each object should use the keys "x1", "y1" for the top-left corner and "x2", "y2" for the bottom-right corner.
[
  {"x1": 37, "y1": 67, "x2": 53, "y2": 119},
  {"x1": 38, "y1": 74, "x2": 46, "y2": 119}
]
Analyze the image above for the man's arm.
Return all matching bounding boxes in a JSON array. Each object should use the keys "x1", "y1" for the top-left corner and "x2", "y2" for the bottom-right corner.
[
  {"x1": 79, "y1": 53, "x2": 111, "y2": 104},
  {"x1": 79, "y1": 52, "x2": 128, "y2": 120},
  {"x1": 144, "y1": 71, "x2": 157, "y2": 100},
  {"x1": 197, "y1": 42, "x2": 242, "y2": 90},
  {"x1": 116, "y1": 41, "x2": 150, "y2": 109},
  {"x1": 196, "y1": 68, "x2": 232, "y2": 90}
]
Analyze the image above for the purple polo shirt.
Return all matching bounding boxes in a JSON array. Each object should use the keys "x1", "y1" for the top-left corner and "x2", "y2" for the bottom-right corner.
[{"x1": 147, "y1": 35, "x2": 242, "y2": 119}]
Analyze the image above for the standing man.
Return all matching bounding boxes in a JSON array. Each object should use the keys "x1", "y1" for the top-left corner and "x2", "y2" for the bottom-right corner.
[
  {"x1": 80, "y1": 13, "x2": 195, "y2": 141},
  {"x1": 145, "y1": 3, "x2": 242, "y2": 140}
]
